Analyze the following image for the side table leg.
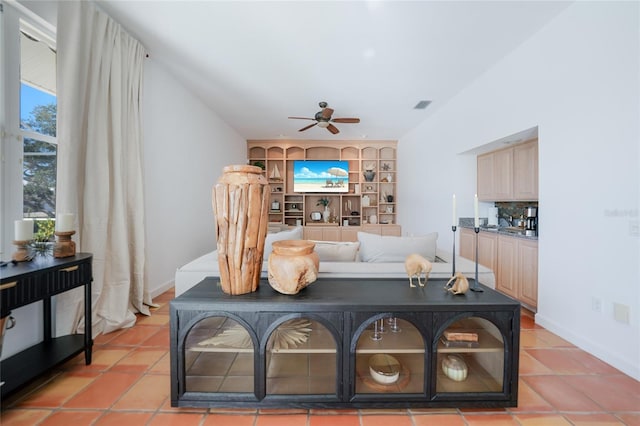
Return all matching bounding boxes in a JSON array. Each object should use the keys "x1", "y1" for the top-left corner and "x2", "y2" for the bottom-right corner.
[{"x1": 84, "y1": 278, "x2": 93, "y2": 365}]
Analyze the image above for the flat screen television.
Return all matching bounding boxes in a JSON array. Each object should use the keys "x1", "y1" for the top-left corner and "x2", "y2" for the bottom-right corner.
[{"x1": 293, "y1": 160, "x2": 349, "y2": 193}]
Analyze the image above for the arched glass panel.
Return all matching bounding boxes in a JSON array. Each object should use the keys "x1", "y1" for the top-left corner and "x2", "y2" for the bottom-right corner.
[
  {"x1": 436, "y1": 316, "x2": 504, "y2": 393},
  {"x1": 266, "y1": 318, "x2": 337, "y2": 395},
  {"x1": 184, "y1": 316, "x2": 254, "y2": 393},
  {"x1": 355, "y1": 317, "x2": 424, "y2": 394}
]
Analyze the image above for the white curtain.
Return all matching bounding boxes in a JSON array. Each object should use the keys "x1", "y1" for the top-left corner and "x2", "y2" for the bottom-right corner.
[{"x1": 55, "y1": 1, "x2": 151, "y2": 336}]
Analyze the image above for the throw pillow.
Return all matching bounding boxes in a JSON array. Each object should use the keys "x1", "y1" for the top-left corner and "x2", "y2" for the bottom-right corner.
[
  {"x1": 312, "y1": 241, "x2": 360, "y2": 262},
  {"x1": 357, "y1": 232, "x2": 438, "y2": 263},
  {"x1": 264, "y1": 226, "x2": 303, "y2": 258}
]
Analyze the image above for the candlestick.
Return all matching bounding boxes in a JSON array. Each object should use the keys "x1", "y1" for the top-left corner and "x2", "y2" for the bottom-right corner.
[
  {"x1": 451, "y1": 225, "x2": 457, "y2": 277},
  {"x1": 474, "y1": 194, "x2": 479, "y2": 228},
  {"x1": 471, "y1": 227, "x2": 484, "y2": 292},
  {"x1": 12, "y1": 240, "x2": 31, "y2": 262},
  {"x1": 54, "y1": 231, "x2": 76, "y2": 258}
]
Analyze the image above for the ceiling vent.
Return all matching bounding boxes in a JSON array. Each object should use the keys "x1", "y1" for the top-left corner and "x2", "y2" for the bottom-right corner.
[{"x1": 413, "y1": 100, "x2": 432, "y2": 110}]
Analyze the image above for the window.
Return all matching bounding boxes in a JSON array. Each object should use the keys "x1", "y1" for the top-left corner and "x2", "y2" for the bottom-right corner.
[{"x1": 20, "y1": 23, "x2": 57, "y2": 219}]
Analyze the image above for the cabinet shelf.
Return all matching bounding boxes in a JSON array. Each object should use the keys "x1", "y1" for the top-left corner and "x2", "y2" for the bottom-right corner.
[{"x1": 437, "y1": 329, "x2": 503, "y2": 353}]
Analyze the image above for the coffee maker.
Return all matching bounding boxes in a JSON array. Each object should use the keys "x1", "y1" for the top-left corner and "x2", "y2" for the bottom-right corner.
[{"x1": 525, "y1": 206, "x2": 538, "y2": 236}]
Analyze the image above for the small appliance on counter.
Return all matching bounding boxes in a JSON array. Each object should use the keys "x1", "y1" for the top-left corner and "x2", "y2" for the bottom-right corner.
[
  {"x1": 487, "y1": 207, "x2": 499, "y2": 227},
  {"x1": 525, "y1": 206, "x2": 538, "y2": 236}
]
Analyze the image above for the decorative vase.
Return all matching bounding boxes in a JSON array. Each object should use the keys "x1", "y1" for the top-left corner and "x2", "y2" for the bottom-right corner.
[
  {"x1": 212, "y1": 165, "x2": 270, "y2": 295},
  {"x1": 323, "y1": 206, "x2": 330, "y2": 223},
  {"x1": 363, "y1": 170, "x2": 376, "y2": 182},
  {"x1": 267, "y1": 240, "x2": 320, "y2": 295}
]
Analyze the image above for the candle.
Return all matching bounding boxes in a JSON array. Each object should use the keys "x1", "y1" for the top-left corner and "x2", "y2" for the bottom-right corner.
[
  {"x1": 56, "y1": 213, "x2": 75, "y2": 232},
  {"x1": 15, "y1": 219, "x2": 33, "y2": 241},
  {"x1": 474, "y1": 194, "x2": 479, "y2": 228},
  {"x1": 452, "y1": 194, "x2": 457, "y2": 227}
]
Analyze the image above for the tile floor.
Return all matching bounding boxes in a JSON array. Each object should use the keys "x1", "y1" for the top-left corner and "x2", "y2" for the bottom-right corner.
[{"x1": 1, "y1": 288, "x2": 639, "y2": 426}]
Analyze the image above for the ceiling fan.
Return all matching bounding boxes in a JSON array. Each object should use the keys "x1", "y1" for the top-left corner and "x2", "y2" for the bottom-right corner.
[{"x1": 288, "y1": 101, "x2": 360, "y2": 134}]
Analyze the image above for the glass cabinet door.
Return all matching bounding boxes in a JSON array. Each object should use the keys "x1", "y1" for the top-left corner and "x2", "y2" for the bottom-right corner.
[
  {"x1": 355, "y1": 316, "x2": 425, "y2": 394},
  {"x1": 266, "y1": 318, "x2": 337, "y2": 395},
  {"x1": 184, "y1": 316, "x2": 254, "y2": 393},
  {"x1": 436, "y1": 316, "x2": 504, "y2": 393}
]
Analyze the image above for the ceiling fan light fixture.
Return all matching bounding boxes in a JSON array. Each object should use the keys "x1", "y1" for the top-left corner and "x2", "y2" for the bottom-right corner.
[{"x1": 317, "y1": 121, "x2": 330, "y2": 128}]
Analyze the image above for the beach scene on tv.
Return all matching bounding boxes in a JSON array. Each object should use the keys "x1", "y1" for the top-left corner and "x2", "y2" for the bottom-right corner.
[{"x1": 293, "y1": 160, "x2": 349, "y2": 193}]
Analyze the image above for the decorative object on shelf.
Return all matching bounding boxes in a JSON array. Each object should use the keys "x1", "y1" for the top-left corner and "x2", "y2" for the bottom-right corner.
[
  {"x1": 381, "y1": 162, "x2": 391, "y2": 171},
  {"x1": 369, "y1": 214, "x2": 377, "y2": 224},
  {"x1": 252, "y1": 160, "x2": 265, "y2": 170},
  {"x1": 310, "y1": 211, "x2": 322, "y2": 221},
  {"x1": 212, "y1": 165, "x2": 270, "y2": 295},
  {"x1": 198, "y1": 324, "x2": 252, "y2": 349},
  {"x1": 268, "y1": 318, "x2": 312, "y2": 350},
  {"x1": 271, "y1": 201, "x2": 280, "y2": 211},
  {"x1": 362, "y1": 195, "x2": 370, "y2": 207},
  {"x1": 363, "y1": 162, "x2": 376, "y2": 182},
  {"x1": 29, "y1": 218, "x2": 55, "y2": 257},
  {"x1": 368, "y1": 354, "x2": 401, "y2": 384},
  {"x1": 269, "y1": 164, "x2": 282, "y2": 181},
  {"x1": 442, "y1": 354, "x2": 468, "y2": 381},
  {"x1": 445, "y1": 272, "x2": 469, "y2": 295},
  {"x1": 316, "y1": 197, "x2": 331, "y2": 223},
  {"x1": 440, "y1": 330, "x2": 479, "y2": 348},
  {"x1": 267, "y1": 240, "x2": 320, "y2": 295},
  {"x1": 404, "y1": 253, "x2": 432, "y2": 288},
  {"x1": 387, "y1": 195, "x2": 394, "y2": 202}
]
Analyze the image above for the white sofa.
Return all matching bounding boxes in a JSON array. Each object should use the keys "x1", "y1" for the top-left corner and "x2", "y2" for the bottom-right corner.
[{"x1": 174, "y1": 227, "x2": 496, "y2": 297}]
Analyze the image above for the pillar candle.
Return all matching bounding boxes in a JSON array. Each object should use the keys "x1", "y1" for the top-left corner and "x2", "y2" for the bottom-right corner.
[
  {"x1": 56, "y1": 213, "x2": 75, "y2": 232},
  {"x1": 452, "y1": 194, "x2": 457, "y2": 227},
  {"x1": 474, "y1": 194, "x2": 479, "y2": 228},
  {"x1": 15, "y1": 219, "x2": 33, "y2": 241}
]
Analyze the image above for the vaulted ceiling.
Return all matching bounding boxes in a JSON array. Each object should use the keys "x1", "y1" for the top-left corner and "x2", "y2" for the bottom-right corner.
[{"x1": 94, "y1": 1, "x2": 570, "y2": 141}]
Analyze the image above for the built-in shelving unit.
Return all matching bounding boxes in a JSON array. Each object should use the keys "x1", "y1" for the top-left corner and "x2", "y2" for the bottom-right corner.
[{"x1": 248, "y1": 140, "x2": 398, "y2": 229}]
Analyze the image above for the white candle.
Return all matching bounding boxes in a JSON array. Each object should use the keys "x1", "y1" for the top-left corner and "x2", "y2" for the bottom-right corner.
[
  {"x1": 452, "y1": 194, "x2": 457, "y2": 227},
  {"x1": 15, "y1": 219, "x2": 33, "y2": 241},
  {"x1": 56, "y1": 213, "x2": 75, "y2": 232},
  {"x1": 474, "y1": 194, "x2": 479, "y2": 228}
]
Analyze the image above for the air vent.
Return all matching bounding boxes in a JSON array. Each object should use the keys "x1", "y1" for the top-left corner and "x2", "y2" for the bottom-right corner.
[{"x1": 413, "y1": 100, "x2": 432, "y2": 110}]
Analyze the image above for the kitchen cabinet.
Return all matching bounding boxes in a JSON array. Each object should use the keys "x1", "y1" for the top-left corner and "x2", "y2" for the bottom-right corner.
[
  {"x1": 460, "y1": 230, "x2": 538, "y2": 311},
  {"x1": 459, "y1": 228, "x2": 497, "y2": 274},
  {"x1": 477, "y1": 139, "x2": 537, "y2": 201},
  {"x1": 170, "y1": 277, "x2": 520, "y2": 408}
]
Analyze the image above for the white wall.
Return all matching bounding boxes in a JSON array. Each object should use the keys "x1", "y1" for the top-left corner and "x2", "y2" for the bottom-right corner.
[
  {"x1": 398, "y1": 1, "x2": 639, "y2": 380},
  {"x1": 142, "y1": 61, "x2": 246, "y2": 298}
]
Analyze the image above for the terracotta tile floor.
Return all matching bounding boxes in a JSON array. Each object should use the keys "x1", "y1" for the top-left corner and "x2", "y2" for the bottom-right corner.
[{"x1": 2, "y1": 289, "x2": 639, "y2": 426}]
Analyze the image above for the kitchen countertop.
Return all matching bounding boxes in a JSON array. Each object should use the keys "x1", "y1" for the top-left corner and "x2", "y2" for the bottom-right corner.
[{"x1": 458, "y1": 218, "x2": 538, "y2": 240}]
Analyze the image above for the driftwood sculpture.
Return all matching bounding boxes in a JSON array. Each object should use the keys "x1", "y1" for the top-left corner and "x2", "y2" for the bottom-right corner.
[
  {"x1": 405, "y1": 254, "x2": 432, "y2": 287},
  {"x1": 445, "y1": 272, "x2": 469, "y2": 295}
]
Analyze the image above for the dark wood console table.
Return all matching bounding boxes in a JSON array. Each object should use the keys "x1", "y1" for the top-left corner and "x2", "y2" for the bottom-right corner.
[
  {"x1": 171, "y1": 277, "x2": 520, "y2": 408},
  {"x1": 0, "y1": 253, "x2": 93, "y2": 399}
]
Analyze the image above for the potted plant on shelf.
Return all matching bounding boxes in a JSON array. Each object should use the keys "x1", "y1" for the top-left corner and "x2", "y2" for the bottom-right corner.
[{"x1": 317, "y1": 197, "x2": 331, "y2": 223}]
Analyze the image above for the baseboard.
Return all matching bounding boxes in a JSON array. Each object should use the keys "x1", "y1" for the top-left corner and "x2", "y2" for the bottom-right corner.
[
  {"x1": 535, "y1": 313, "x2": 640, "y2": 381},
  {"x1": 149, "y1": 280, "x2": 175, "y2": 300}
]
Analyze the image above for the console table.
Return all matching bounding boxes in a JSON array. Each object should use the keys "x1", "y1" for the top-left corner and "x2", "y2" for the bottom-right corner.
[
  {"x1": 0, "y1": 253, "x2": 93, "y2": 399},
  {"x1": 171, "y1": 276, "x2": 520, "y2": 408}
]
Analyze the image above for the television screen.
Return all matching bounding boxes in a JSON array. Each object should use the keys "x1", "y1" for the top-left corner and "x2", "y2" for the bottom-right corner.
[{"x1": 293, "y1": 160, "x2": 349, "y2": 193}]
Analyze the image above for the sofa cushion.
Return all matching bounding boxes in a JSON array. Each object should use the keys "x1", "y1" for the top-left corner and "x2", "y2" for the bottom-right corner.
[
  {"x1": 312, "y1": 241, "x2": 360, "y2": 262},
  {"x1": 264, "y1": 226, "x2": 303, "y2": 258},
  {"x1": 357, "y1": 232, "x2": 438, "y2": 263}
]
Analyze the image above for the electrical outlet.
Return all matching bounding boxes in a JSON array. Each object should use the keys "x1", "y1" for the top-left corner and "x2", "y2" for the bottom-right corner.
[
  {"x1": 592, "y1": 297, "x2": 602, "y2": 313},
  {"x1": 613, "y1": 303, "x2": 630, "y2": 324}
]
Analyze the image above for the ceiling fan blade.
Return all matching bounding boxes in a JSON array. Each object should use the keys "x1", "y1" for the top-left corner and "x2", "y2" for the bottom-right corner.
[
  {"x1": 299, "y1": 122, "x2": 318, "y2": 132},
  {"x1": 320, "y1": 108, "x2": 334, "y2": 120},
  {"x1": 327, "y1": 123, "x2": 340, "y2": 134},
  {"x1": 288, "y1": 116, "x2": 315, "y2": 120},
  {"x1": 331, "y1": 118, "x2": 360, "y2": 123}
]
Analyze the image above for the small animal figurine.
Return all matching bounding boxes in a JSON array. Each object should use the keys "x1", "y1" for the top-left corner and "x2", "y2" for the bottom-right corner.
[
  {"x1": 404, "y1": 254, "x2": 432, "y2": 288},
  {"x1": 445, "y1": 272, "x2": 470, "y2": 295}
]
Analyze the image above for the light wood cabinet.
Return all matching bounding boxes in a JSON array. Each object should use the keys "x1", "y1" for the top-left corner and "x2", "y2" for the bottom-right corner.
[
  {"x1": 303, "y1": 224, "x2": 401, "y2": 242},
  {"x1": 477, "y1": 139, "x2": 537, "y2": 201},
  {"x1": 248, "y1": 140, "x2": 398, "y2": 231},
  {"x1": 460, "y1": 229, "x2": 538, "y2": 311}
]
